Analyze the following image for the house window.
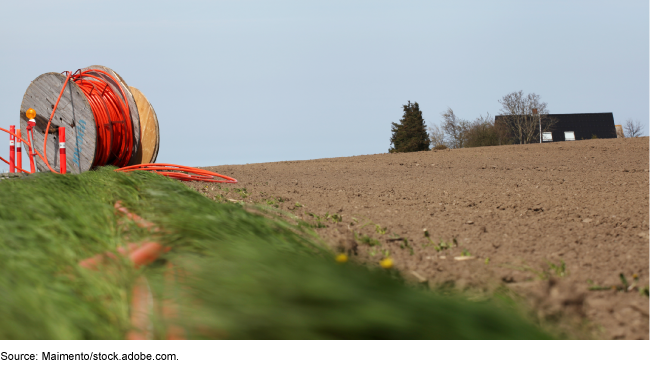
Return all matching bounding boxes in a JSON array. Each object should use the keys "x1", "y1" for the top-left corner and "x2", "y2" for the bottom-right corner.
[
  {"x1": 542, "y1": 132, "x2": 553, "y2": 142},
  {"x1": 564, "y1": 131, "x2": 575, "y2": 141}
]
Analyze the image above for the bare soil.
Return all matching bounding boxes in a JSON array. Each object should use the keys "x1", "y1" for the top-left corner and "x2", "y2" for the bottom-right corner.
[{"x1": 185, "y1": 137, "x2": 649, "y2": 339}]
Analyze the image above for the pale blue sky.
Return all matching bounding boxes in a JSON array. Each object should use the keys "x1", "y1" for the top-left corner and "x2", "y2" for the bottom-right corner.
[{"x1": 1, "y1": 0, "x2": 647, "y2": 166}]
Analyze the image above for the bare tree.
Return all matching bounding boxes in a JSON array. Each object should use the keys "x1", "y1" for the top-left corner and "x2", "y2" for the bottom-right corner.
[
  {"x1": 441, "y1": 108, "x2": 470, "y2": 148},
  {"x1": 498, "y1": 91, "x2": 556, "y2": 144},
  {"x1": 427, "y1": 123, "x2": 446, "y2": 148},
  {"x1": 624, "y1": 118, "x2": 643, "y2": 138}
]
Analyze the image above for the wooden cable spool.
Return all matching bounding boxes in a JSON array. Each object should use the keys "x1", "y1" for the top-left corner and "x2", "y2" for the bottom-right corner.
[{"x1": 19, "y1": 66, "x2": 160, "y2": 173}]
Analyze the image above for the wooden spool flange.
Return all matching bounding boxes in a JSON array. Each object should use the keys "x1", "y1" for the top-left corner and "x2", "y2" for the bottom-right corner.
[
  {"x1": 129, "y1": 86, "x2": 160, "y2": 164},
  {"x1": 20, "y1": 72, "x2": 97, "y2": 173}
]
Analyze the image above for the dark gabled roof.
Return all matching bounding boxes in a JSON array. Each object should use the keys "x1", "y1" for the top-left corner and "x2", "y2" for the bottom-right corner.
[{"x1": 495, "y1": 112, "x2": 616, "y2": 141}]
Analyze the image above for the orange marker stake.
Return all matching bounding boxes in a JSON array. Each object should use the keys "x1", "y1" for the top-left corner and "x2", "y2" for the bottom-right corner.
[
  {"x1": 16, "y1": 129, "x2": 22, "y2": 172},
  {"x1": 59, "y1": 127, "x2": 66, "y2": 174},
  {"x1": 26, "y1": 119, "x2": 36, "y2": 173},
  {"x1": 9, "y1": 125, "x2": 15, "y2": 173}
]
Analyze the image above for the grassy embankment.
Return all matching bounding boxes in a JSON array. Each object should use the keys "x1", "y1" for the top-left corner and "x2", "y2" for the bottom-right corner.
[{"x1": 0, "y1": 167, "x2": 552, "y2": 339}]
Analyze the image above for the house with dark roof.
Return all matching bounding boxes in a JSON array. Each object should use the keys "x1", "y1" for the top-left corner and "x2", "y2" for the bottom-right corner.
[{"x1": 495, "y1": 112, "x2": 617, "y2": 142}]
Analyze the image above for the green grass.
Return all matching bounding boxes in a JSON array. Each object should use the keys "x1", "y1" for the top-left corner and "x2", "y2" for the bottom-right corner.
[
  {"x1": 0, "y1": 167, "x2": 552, "y2": 339},
  {"x1": 422, "y1": 237, "x2": 457, "y2": 252},
  {"x1": 354, "y1": 232, "x2": 381, "y2": 247},
  {"x1": 503, "y1": 260, "x2": 568, "y2": 281}
]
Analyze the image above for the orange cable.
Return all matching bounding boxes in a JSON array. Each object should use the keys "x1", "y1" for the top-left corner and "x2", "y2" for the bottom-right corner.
[{"x1": 116, "y1": 164, "x2": 237, "y2": 183}]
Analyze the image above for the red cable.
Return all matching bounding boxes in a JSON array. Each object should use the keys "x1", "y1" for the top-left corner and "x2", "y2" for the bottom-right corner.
[
  {"x1": 70, "y1": 69, "x2": 133, "y2": 167},
  {"x1": 116, "y1": 164, "x2": 237, "y2": 183}
]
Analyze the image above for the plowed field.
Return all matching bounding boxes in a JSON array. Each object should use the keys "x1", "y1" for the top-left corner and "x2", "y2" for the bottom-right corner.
[{"x1": 185, "y1": 137, "x2": 649, "y2": 339}]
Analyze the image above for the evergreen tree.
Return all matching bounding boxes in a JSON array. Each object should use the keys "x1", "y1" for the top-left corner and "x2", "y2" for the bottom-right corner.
[{"x1": 389, "y1": 101, "x2": 431, "y2": 153}]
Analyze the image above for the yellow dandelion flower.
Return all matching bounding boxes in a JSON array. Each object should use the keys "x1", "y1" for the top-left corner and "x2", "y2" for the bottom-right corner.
[
  {"x1": 335, "y1": 253, "x2": 348, "y2": 263},
  {"x1": 380, "y1": 257, "x2": 393, "y2": 269}
]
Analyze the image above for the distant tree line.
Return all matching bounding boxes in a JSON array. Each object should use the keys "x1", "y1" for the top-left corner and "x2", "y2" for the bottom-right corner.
[
  {"x1": 389, "y1": 91, "x2": 644, "y2": 153},
  {"x1": 430, "y1": 91, "x2": 558, "y2": 149},
  {"x1": 428, "y1": 108, "x2": 509, "y2": 149}
]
